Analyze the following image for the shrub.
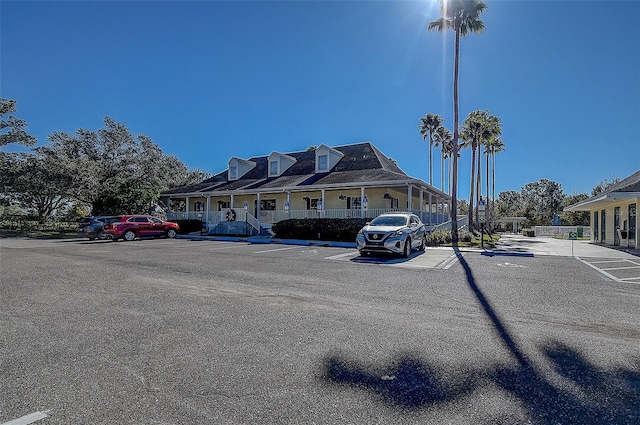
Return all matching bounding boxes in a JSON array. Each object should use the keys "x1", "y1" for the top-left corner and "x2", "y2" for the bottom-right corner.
[
  {"x1": 174, "y1": 219, "x2": 204, "y2": 234},
  {"x1": 272, "y1": 218, "x2": 367, "y2": 242},
  {"x1": 522, "y1": 229, "x2": 535, "y2": 237},
  {"x1": 425, "y1": 229, "x2": 473, "y2": 245}
]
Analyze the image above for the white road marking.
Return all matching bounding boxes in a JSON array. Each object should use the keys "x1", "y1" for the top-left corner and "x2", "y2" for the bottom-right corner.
[
  {"x1": 496, "y1": 262, "x2": 528, "y2": 268},
  {"x1": 1, "y1": 411, "x2": 50, "y2": 425},
  {"x1": 440, "y1": 254, "x2": 458, "y2": 270},
  {"x1": 253, "y1": 246, "x2": 300, "y2": 254},
  {"x1": 325, "y1": 251, "x2": 359, "y2": 260}
]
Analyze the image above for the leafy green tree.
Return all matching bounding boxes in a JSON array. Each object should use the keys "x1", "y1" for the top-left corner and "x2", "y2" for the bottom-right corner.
[
  {"x1": 40, "y1": 117, "x2": 207, "y2": 215},
  {"x1": 495, "y1": 190, "x2": 523, "y2": 218},
  {"x1": 7, "y1": 152, "x2": 73, "y2": 222},
  {"x1": 591, "y1": 177, "x2": 620, "y2": 196},
  {"x1": 418, "y1": 113, "x2": 444, "y2": 187},
  {"x1": 520, "y1": 179, "x2": 564, "y2": 226},
  {"x1": 560, "y1": 193, "x2": 590, "y2": 226},
  {"x1": 429, "y1": 0, "x2": 488, "y2": 242},
  {"x1": 0, "y1": 98, "x2": 37, "y2": 148}
]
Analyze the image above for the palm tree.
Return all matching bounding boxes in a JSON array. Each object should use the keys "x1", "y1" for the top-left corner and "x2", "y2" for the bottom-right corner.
[
  {"x1": 485, "y1": 136, "x2": 504, "y2": 230},
  {"x1": 418, "y1": 113, "x2": 444, "y2": 187},
  {"x1": 429, "y1": 0, "x2": 487, "y2": 243},
  {"x1": 436, "y1": 125, "x2": 454, "y2": 199},
  {"x1": 460, "y1": 110, "x2": 487, "y2": 231}
]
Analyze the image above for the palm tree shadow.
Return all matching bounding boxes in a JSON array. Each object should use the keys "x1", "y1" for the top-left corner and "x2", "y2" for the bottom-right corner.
[
  {"x1": 320, "y1": 248, "x2": 640, "y2": 423},
  {"x1": 323, "y1": 354, "x2": 477, "y2": 410}
]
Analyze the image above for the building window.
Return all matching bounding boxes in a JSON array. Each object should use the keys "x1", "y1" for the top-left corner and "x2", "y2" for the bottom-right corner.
[
  {"x1": 229, "y1": 166, "x2": 237, "y2": 179},
  {"x1": 318, "y1": 154, "x2": 328, "y2": 171},
  {"x1": 270, "y1": 161, "x2": 278, "y2": 176},
  {"x1": 260, "y1": 199, "x2": 277, "y2": 211}
]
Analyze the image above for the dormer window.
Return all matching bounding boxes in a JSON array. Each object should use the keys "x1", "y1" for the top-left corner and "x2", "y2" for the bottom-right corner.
[
  {"x1": 267, "y1": 151, "x2": 296, "y2": 177},
  {"x1": 228, "y1": 157, "x2": 256, "y2": 181},
  {"x1": 318, "y1": 155, "x2": 328, "y2": 171},
  {"x1": 314, "y1": 144, "x2": 344, "y2": 173}
]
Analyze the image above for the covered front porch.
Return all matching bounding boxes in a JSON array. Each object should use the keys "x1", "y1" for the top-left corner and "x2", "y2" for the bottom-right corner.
[{"x1": 163, "y1": 184, "x2": 451, "y2": 235}]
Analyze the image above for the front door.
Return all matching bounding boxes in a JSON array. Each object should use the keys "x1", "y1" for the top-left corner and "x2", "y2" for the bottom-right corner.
[{"x1": 630, "y1": 203, "x2": 637, "y2": 249}]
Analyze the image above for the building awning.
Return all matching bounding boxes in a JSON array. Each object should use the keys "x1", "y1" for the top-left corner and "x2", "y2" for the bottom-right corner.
[{"x1": 564, "y1": 193, "x2": 639, "y2": 211}]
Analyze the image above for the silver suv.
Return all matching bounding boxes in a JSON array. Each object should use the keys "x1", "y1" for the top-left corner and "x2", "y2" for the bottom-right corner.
[{"x1": 356, "y1": 212, "x2": 427, "y2": 257}]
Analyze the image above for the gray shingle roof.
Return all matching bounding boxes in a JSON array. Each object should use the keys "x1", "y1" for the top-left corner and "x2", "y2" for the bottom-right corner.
[
  {"x1": 602, "y1": 170, "x2": 640, "y2": 194},
  {"x1": 162, "y1": 142, "x2": 416, "y2": 195}
]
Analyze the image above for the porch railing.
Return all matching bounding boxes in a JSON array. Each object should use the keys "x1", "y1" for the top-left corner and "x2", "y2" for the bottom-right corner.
[{"x1": 168, "y1": 208, "x2": 451, "y2": 226}]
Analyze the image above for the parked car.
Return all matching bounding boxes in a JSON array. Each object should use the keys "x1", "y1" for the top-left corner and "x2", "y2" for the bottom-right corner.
[
  {"x1": 77, "y1": 216, "x2": 119, "y2": 240},
  {"x1": 356, "y1": 212, "x2": 427, "y2": 257},
  {"x1": 103, "y1": 215, "x2": 180, "y2": 242}
]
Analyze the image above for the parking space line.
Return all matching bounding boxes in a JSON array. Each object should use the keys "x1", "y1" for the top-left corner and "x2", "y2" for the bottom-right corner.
[
  {"x1": 325, "y1": 252, "x2": 358, "y2": 260},
  {"x1": 620, "y1": 277, "x2": 640, "y2": 282},
  {"x1": 601, "y1": 266, "x2": 640, "y2": 271},
  {"x1": 253, "y1": 246, "x2": 300, "y2": 254},
  {"x1": 440, "y1": 253, "x2": 459, "y2": 270},
  {"x1": 1, "y1": 411, "x2": 50, "y2": 425}
]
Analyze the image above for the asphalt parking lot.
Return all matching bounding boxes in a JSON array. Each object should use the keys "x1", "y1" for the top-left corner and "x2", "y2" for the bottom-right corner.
[{"x1": 1, "y1": 236, "x2": 639, "y2": 424}]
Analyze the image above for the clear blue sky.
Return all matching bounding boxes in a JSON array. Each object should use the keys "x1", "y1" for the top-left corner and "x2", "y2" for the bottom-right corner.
[{"x1": 2, "y1": 1, "x2": 639, "y2": 200}]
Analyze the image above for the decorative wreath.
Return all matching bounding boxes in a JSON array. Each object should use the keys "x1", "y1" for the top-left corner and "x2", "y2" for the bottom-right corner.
[{"x1": 226, "y1": 209, "x2": 236, "y2": 221}]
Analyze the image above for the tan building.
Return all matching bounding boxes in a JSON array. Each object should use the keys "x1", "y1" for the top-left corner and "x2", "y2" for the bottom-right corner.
[
  {"x1": 161, "y1": 142, "x2": 451, "y2": 235},
  {"x1": 565, "y1": 170, "x2": 639, "y2": 249}
]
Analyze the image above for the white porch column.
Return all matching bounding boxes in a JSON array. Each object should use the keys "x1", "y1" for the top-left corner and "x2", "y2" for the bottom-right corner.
[
  {"x1": 205, "y1": 196, "x2": 210, "y2": 224},
  {"x1": 185, "y1": 196, "x2": 190, "y2": 219},
  {"x1": 360, "y1": 187, "x2": 366, "y2": 219},
  {"x1": 428, "y1": 194, "x2": 433, "y2": 225},
  {"x1": 419, "y1": 190, "x2": 424, "y2": 219},
  {"x1": 256, "y1": 193, "x2": 261, "y2": 229},
  {"x1": 287, "y1": 191, "x2": 291, "y2": 219},
  {"x1": 230, "y1": 194, "x2": 235, "y2": 209},
  {"x1": 321, "y1": 189, "x2": 325, "y2": 217},
  {"x1": 407, "y1": 185, "x2": 412, "y2": 211}
]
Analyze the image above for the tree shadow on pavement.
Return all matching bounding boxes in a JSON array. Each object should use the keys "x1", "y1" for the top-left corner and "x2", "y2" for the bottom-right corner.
[{"x1": 321, "y1": 248, "x2": 640, "y2": 423}]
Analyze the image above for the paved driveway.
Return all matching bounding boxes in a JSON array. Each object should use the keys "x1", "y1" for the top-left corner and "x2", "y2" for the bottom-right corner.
[{"x1": 1, "y1": 236, "x2": 639, "y2": 424}]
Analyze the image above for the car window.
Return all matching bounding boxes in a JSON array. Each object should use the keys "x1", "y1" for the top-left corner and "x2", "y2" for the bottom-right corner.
[
  {"x1": 150, "y1": 218, "x2": 162, "y2": 224},
  {"x1": 112, "y1": 216, "x2": 123, "y2": 223},
  {"x1": 130, "y1": 217, "x2": 150, "y2": 223},
  {"x1": 370, "y1": 216, "x2": 408, "y2": 226}
]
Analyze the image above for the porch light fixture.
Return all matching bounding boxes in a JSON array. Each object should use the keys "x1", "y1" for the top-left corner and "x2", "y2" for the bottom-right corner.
[
  {"x1": 383, "y1": 193, "x2": 391, "y2": 199},
  {"x1": 338, "y1": 194, "x2": 346, "y2": 200}
]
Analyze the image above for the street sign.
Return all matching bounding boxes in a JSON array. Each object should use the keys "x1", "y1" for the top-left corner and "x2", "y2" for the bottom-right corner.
[{"x1": 568, "y1": 231, "x2": 578, "y2": 240}]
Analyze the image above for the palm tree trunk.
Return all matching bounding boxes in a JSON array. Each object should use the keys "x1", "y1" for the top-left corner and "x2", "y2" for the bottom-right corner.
[
  {"x1": 468, "y1": 145, "x2": 476, "y2": 232},
  {"x1": 475, "y1": 146, "x2": 481, "y2": 227},
  {"x1": 451, "y1": 28, "x2": 460, "y2": 243},
  {"x1": 485, "y1": 148, "x2": 490, "y2": 234},
  {"x1": 429, "y1": 136, "x2": 433, "y2": 186},
  {"x1": 441, "y1": 153, "x2": 445, "y2": 193}
]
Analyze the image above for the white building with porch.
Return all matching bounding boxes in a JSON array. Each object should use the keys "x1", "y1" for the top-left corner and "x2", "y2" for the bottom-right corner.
[
  {"x1": 565, "y1": 169, "x2": 639, "y2": 249},
  {"x1": 161, "y1": 142, "x2": 452, "y2": 236}
]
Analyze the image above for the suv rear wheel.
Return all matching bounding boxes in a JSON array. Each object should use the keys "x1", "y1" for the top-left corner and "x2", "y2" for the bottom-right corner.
[
  {"x1": 166, "y1": 229, "x2": 176, "y2": 238},
  {"x1": 123, "y1": 230, "x2": 136, "y2": 241}
]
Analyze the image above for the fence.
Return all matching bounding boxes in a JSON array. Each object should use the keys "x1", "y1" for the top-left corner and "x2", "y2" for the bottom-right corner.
[{"x1": 533, "y1": 226, "x2": 591, "y2": 238}]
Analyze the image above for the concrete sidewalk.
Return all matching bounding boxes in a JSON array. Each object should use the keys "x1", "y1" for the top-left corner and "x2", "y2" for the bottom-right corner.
[{"x1": 487, "y1": 234, "x2": 640, "y2": 259}]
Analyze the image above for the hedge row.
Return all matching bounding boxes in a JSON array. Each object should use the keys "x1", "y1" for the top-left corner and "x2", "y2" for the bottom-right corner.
[
  {"x1": 174, "y1": 219, "x2": 205, "y2": 234},
  {"x1": 272, "y1": 218, "x2": 367, "y2": 242}
]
